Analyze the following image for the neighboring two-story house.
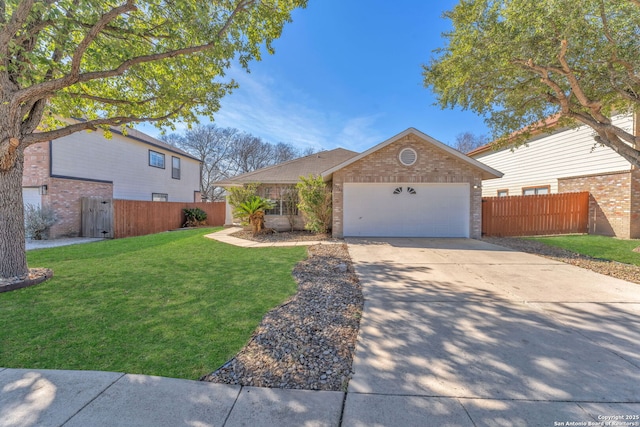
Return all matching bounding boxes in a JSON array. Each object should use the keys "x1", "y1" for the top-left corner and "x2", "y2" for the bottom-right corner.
[
  {"x1": 468, "y1": 115, "x2": 639, "y2": 238},
  {"x1": 22, "y1": 126, "x2": 201, "y2": 238}
]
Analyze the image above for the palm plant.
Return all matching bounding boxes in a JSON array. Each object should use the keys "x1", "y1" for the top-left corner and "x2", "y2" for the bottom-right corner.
[{"x1": 234, "y1": 196, "x2": 274, "y2": 236}]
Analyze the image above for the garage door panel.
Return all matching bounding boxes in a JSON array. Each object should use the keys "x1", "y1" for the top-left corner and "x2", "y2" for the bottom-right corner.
[
  {"x1": 343, "y1": 183, "x2": 469, "y2": 238},
  {"x1": 22, "y1": 187, "x2": 41, "y2": 210}
]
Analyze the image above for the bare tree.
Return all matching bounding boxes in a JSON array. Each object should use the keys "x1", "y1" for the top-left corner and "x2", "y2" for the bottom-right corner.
[
  {"x1": 453, "y1": 132, "x2": 488, "y2": 154},
  {"x1": 165, "y1": 126, "x2": 302, "y2": 200}
]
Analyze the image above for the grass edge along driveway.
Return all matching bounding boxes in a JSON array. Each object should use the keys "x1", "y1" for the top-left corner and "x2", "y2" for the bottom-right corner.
[
  {"x1": 529, "y1": 234, "x2": 640, "y2": 266},
  {"x1": 0, "y1": 228, "x2": 307, "y2": 380}
]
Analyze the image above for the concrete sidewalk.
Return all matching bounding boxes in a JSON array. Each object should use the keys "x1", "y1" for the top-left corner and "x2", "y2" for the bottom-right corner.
[
  {"x1": 26, "y1": 237, "x2": 104, "y2": 251},
  {"x1": 204, "y1": 227, "x2": 339, "y2": 248},
  {"x1": 0, "y1": 368, "x2": 345, "y2": 427}
]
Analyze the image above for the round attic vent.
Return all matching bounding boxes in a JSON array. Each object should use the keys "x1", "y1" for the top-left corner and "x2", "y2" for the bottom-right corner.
[{"x1": 399, "y1": 148, "x2": 417, "y2": 166}]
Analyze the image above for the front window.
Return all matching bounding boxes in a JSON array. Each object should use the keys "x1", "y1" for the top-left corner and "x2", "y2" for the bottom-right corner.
[
  {"x1": 262, "y1": 187, "x2": 281, "y2": 215},
  {"x1": 522, "y1": 186, "x2": 550, "y2": 196},
  {"x1": 152, "y1": 193, "x2": 168, "y2": 201},
  {"x1": 262, "y1": 186, "x2": 298, "y2": 216},
  {"x1": 172, "y1": 156, "x2": 181, "y2": 179},
  {"x1": 497, "y1": 189, "x2": 509, "y2": 197},
  {"x1": 149, "y1": 150, "x2": 165, "y2": 168}
]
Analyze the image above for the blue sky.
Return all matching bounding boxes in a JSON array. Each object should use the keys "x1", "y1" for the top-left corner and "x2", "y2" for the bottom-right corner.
[{"x1": 140, "y1": 1, "x2": 489, "y2": 152}]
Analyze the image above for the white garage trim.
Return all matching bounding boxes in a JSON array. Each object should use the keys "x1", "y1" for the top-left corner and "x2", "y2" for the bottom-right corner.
[
  {"x1": 23, "y1": 187, "x2": 42, "y2": 210},
  {"x1": 343, "y1": 183, "x2": 470, "y2": 237}
]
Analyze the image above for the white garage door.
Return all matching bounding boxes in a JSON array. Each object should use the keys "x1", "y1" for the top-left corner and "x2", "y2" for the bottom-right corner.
[
  {"x1": 343, "y1": 183, "x2": 470, "y2": 237},
  {"x1": 23, "y1": 187, "x2": 41, "y2": 210}
]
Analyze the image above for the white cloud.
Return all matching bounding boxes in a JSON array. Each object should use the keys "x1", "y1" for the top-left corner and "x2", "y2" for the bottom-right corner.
[
  {"x1": 213, "y1": 69, "x2": 384, "y2": 153},
  {"x1": 136, "y1": 67, "x2": 387, "y2": 153}
]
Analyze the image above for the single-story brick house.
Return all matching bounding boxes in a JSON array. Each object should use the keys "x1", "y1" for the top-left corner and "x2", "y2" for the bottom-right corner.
[
  {"x1": 468, "y1": 114, "x2": 640, "y2": 238},
  {"x1": 216, "y1": 128, "x2": 502, "y2": 238}
]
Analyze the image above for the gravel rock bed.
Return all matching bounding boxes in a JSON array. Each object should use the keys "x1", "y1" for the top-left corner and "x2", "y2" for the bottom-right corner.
[
  {"x1": 484, "y1": 237, "x2": 640, "y2": 285},
  {"x1": 201, "y1": 243, "x2": 363, "y2": 391},
  {"x1": 230, "y1": 229, "x2": 340, "y2": 243}
]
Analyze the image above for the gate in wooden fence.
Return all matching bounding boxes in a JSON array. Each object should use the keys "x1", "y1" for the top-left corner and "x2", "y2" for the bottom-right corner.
[
  {"x1": 482, "y1": 192, "x2": 589, "y2": 237},
  {"x1": 82, "y1": 198, "x2": 226, "y2": 239},
  {"x1": 81, "y1": 198, "x2": 114, "y2": 238}
]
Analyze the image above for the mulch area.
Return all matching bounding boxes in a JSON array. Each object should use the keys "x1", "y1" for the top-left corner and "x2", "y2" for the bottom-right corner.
[
  {"x1": 202, "y1": 243, "x2": 363, "y2": 390},
  {"x1": 229, "y1": 229, "x2": 341, "y2": 243}
]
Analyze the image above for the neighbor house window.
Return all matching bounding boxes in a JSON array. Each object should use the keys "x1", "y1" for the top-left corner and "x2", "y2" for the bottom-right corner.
[
  {"x1": 152, "y1": 193, "x2": 168, "y2": 201},
  {"x1": 149, "y1": 150, "x2": 165, "y2": 168},
  {"x1": 497, "y1": 189, "x2": 509, "y2": 197},
  {"x1": 172, "y1": 156, "x2": 181, "y2": 179},
  {"x1": 522, "y1": 186, "x2": 550, "y2": 196}
]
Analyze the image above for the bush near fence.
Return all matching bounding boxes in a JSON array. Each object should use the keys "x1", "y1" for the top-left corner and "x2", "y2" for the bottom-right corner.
[
  {"x1": 113, "y1": 200, "x2": 225, "y2": 239},
  {"x1": 482, "y1": 192, "x2": 589, "y2": 237}
]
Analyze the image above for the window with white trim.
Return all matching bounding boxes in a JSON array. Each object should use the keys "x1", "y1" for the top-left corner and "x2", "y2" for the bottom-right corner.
[
  {"x1": 522, "y1": 186, "x2": 550, "y2": 196},
  {"x1": 172, "y1": 156, "x2": 181, "y2": 179},
  {"x1": 152, "y1": 193, "x2": 168, "y2": 201},
  {"x1": 149, "y1": 150, "x2": 165, "y2": 168}
]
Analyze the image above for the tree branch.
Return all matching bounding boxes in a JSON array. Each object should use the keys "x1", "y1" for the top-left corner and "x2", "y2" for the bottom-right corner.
[
  {"x1": 0, "y1": 0, "x2": 35, "y2": 54},
  {"x1": 22, "y1": 106, "x2": 186, "y2": 145},
  {"x1": 11, "y1": 0, "x2": 255, "y2": 109},
  {"x1": 68, "y1": 1, "x2": 137, "y2": 81},
  {"x1": 66, "y1": 92, "x2": 160, "y2": 106}
]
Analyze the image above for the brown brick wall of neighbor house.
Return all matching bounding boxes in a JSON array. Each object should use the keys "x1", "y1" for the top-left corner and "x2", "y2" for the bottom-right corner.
[
  {"x1": 558, "y1": 171, "x2": 635, "y2": 238},
  {"x1": 22, "y1": 142, "x2": 50, "y2": 186},
  {"x1": 631, "y1": 169, "x2": 640, "y2": 238},
  {"x1": 331, "y1": 134, "x2": 484, "y2": 238},
  {"x1": 44, "y1": 178, "x2": 113, "y2": 238}
]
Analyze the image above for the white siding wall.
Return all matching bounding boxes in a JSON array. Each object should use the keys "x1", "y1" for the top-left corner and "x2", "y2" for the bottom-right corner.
[
  {"x1": 51, "y1": 130, "x2": 200, "y2": 202},
  {"x1": 473, "y1": 115, "x2": 634, "y2": 197}
]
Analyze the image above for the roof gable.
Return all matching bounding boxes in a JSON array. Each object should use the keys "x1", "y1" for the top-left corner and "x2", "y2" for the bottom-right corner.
[{"x1": 323, "y1": 128, "x2": 503, "y2": 180}]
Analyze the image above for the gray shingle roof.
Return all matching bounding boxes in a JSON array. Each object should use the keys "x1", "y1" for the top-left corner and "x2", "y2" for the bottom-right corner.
[{"x1": 215, "y1": 148, "x2": 359, "y2": 186}]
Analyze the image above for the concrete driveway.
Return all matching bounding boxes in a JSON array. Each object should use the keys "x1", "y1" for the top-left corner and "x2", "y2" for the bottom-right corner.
[{"x1": 343, "y1": 238, "x2": 640, "y2": 427}]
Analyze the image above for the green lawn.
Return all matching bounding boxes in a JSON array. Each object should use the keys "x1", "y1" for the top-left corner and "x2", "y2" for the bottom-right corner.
[
  {"x1": 528, "y1": 235, "x2": 640, "y2": 266},
  {"x1": 0, "y1": 228, "x2": 307, "y2": 379}
]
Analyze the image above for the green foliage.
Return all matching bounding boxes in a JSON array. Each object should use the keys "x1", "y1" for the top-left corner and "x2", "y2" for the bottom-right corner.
[
  {"x1": 423, "y1": 0, "x2": 640, "y2": 165},
  {"x1": 296, "y1": 174, "x2": 332, "y2": 234},
  {"x1": 24, "y1": 204, "x2": 57, "y2": 240},
  {"x1": 234, "y1": 195, "x2": 274, "y2": 235},
  {"x1": 182, "y1": 207, "x2": 207, "y2": 227},
  {"x1": 281, "y1": 186, "x2": 299, "y2": 231},
  {"x1": 1, "y1": 0, "x2": 308, "y2": 133},
  {"x1": 227, "y1": 183, "x2": 260, "y2": 223},
  {"x1": 1, "y1": 228, "x2": 306, "y2": 379},
  {"x1": 529, "y1": 235, "x2": 640, "y2": 267}
]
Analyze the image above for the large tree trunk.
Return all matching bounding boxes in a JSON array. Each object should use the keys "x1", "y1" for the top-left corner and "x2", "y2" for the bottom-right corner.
[{"x1": 0, "y1": 148, "x2": 28, "y2": 279}]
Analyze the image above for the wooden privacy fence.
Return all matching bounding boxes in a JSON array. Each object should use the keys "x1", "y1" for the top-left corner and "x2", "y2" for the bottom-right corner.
[
  {"x1": 482, "y1": 192, "x2": 589, "y2": 237},
  {"x1": 82, "y1": 198, "x2": 226, "y2": 239}
]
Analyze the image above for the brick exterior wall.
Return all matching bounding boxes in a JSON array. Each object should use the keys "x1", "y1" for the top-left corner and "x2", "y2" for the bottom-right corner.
[
  {"x1": 44, "y1": 178, "x2": 113, "y2": 238},
  {"x1": 631, "y1": 169, "x2": 640, "y2": 238},
  {"x1": 22, "y1": 142, "x2": 49, "y2": 186},
  {"x1": 331, "y1": 134, "x2": 484, "y2": 238},
  {"x1": 23, "y1": 143, "x2": 114, "y2": 238},
  {"x1": 559, "y1": 170, "x2": 638, "y2": 238}
]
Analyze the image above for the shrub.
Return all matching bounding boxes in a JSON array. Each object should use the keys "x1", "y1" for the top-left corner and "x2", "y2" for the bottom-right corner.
[
  {"x1": 233, "y1": 196, "x2": 274, "y2": 236},
  {"x1": 227, "y1": 183, "x2": 261, "y2": 225},
  {"x1": 24, "y1": 204, "x2": 57, "y2": 240},
  {"x1": 296, "y1": 175, "x2": 332, "y2": 234},
  {"x1": 183, "y1": 208, "x2": 208, "y2": 227}
]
